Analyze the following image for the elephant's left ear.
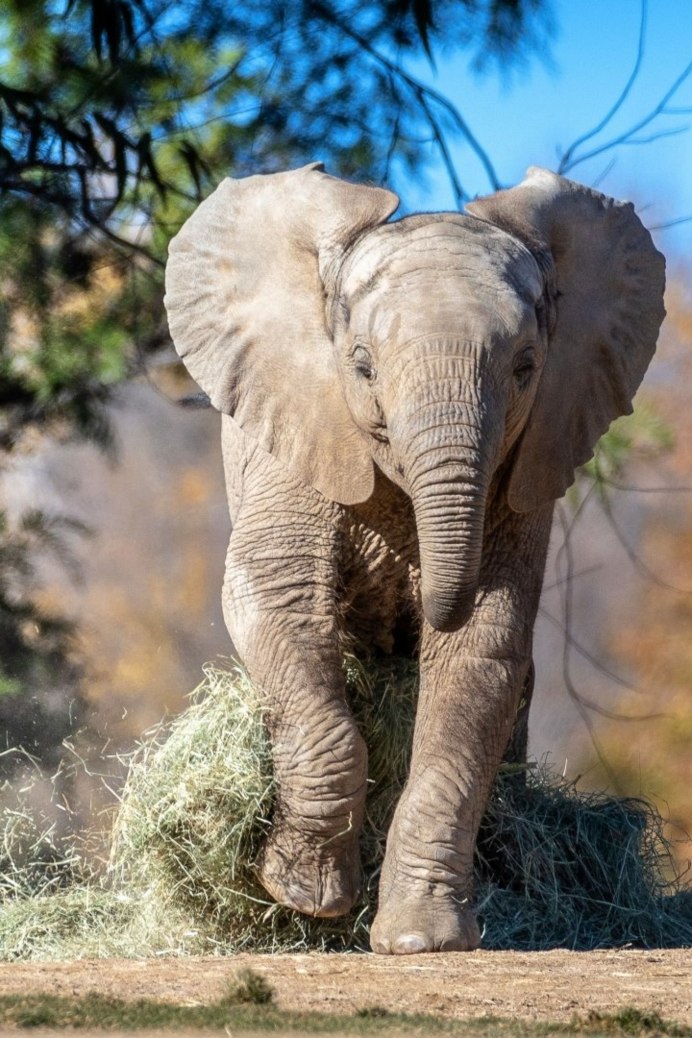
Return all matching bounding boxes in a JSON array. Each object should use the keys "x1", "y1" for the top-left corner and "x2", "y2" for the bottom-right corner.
[
  {"x1": 466, "y1": 167, "x2": 665, "y2": 512},
  {"x1": 164, "y1": 164, "x2": 398, "y2": 505}
]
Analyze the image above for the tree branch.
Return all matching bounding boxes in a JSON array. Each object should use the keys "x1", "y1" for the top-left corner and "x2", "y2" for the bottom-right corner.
[
  {"x1": 558, "y1": 0, "x2": 647, "y2": 173},
  {"x1": 311, "y1": 0, "x2": 500, "y2": 199},
  {"x1": 560, "y1": 56, "x2": 692, "y2": 175}
]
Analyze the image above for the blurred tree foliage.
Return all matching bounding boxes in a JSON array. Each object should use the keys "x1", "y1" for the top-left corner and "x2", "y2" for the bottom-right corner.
[
  {"x1": 0, "y1": 0, "x2": 552, "y2": 447},
  {"x1": 0, "y1": 509, "x2": 87, "y2": 769},
  {"x1": 570, "y1": 282, "x2": 692, "y2": 871},
  {"x1": 0, "y1": 0, "x2": 552, "y2": 441}
]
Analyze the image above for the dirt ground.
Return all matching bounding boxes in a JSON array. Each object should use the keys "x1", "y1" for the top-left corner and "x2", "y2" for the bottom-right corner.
[{"x1": 0, "y1": 948, "x2": 690, "y2": 1031}]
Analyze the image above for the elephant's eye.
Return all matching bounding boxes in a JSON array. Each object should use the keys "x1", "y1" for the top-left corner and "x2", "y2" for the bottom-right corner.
[
  {"x1": 353, "y1": 344, "x2": 375, "y2": 382},
  {"x1": 513, "y1": 347, "x2": 535, "y2": 388}
]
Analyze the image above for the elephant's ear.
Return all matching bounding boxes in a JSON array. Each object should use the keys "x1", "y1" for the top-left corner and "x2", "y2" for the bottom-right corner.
[
  {"x1": 466, "y1": 167, "x2": 665, "y2": 513},
  {"x1": 164, "y1": 163, "x2": 399, "y2": 505}
]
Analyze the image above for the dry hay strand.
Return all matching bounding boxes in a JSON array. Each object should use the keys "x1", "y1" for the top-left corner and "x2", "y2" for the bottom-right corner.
[
  {"x1": 0, "y1": 658, "x2": 690, "y2": 959},
  {"x1": 107, "y1": 657, "x2": 418, "y2": 953},
  {"x1": 476, "y1": 778, "x2": 692, "y2": 950}
]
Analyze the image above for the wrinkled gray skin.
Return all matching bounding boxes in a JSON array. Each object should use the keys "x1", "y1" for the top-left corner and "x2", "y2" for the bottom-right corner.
[{"x1": 165, "y1": 165, "x2": 665, "y2": 954}]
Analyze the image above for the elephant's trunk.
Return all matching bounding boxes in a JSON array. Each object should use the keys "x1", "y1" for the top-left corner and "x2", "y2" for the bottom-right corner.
[
  {"x1": 392, "y1": 374, "x2": 503, "y2": 633},
  {"x1": 413, "y1": 461, "x2": 490, "y2": 632}
]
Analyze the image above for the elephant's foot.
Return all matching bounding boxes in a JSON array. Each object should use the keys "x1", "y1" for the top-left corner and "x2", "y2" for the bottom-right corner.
[
  {"x1": 370, "y1": 886, "x2": 481, "y2": 954},
  {"x1": 257, "y1": 821, "x2": 361, "y2": 918}
]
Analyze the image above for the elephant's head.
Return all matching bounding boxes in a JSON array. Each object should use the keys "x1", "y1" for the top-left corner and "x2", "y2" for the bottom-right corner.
[{"x1": 164, "y1": 164, "x2": 665, "y2": 632}]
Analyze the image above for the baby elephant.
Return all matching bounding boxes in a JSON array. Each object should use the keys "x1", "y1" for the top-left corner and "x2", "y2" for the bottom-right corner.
[{"x1": 164, "y1": 165, "x2": 665, "y2": 954}]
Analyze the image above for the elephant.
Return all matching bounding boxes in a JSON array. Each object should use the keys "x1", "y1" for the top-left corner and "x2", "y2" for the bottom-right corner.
[{"x1": 164, "y1": 164, "x2": 665, "y2": 954}]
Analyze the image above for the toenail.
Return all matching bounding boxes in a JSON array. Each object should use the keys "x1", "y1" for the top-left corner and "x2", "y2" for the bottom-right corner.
[{"x1": 393, "y1": 933, "x2": 429, "y2": 954}]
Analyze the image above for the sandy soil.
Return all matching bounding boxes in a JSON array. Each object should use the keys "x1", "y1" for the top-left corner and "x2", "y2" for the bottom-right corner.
[{"x1": 0, "y1": 948, "x2": 690, "y2": 1029}]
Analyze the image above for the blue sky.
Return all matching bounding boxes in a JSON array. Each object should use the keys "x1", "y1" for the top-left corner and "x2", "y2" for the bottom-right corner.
[{"x1": 401, "y1": 0, "x2": 692, "y2": 262}]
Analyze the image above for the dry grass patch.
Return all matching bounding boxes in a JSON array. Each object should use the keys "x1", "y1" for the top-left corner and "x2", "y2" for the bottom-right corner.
[{"x1": 0, "y1": 658, "x2": 690, "y2": 958}]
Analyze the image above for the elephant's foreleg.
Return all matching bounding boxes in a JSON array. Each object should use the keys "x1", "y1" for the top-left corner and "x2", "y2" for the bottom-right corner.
[
  {"x1": 370, "y1": 504, "x2": 552, "y2": 953},
  {"x1": 223, "y1": 489, "x2": 366, "y2": 918}
]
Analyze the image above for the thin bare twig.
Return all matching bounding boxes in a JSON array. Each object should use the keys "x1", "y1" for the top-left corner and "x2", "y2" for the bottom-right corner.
[
  {"x1": 596, "y1": 474, "x2": 692, "y2": 493},
  {"x1": 622, "y1": 126, "x2": 690, "y2": 146},
  {"x1": 555, "y1": 502, "x2": 623, "y2": 790},
  {"x1": 597, "y1": 488, "x2": 692, "y2": 595},
  {"x1": 560, "y1": 57, "x2": 692, "y2": 175},
  {"x1": 558, "y1": 0, "x2": 648, "y2": 172},
  {"x1": 414, "y1": 88, "x2": 465, "y2": 206},
  {"x1": 539, "y1": 606, "x2": 665, "y2": 716},
  {"x1": 649, "y1": 214, "x2": 692, "y2": 231}
]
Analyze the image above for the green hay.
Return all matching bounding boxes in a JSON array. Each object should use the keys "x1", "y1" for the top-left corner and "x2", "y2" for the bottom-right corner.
[{"x1": 0, "y1": 659, "x2": 690, "y2": 959}]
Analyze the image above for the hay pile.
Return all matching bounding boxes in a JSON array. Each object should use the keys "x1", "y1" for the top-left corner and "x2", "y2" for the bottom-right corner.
[{"x1": 0, "y1": 659, "x2": 690, "y2": 959}]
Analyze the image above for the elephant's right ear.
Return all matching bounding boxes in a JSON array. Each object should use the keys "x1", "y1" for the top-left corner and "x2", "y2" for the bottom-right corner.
[
  {"x1": 164, "y1": 164, "x2": 399, "y2": 505},
  {"x1": 467, "y1": 168, "x2": 665, "y2": 512}
]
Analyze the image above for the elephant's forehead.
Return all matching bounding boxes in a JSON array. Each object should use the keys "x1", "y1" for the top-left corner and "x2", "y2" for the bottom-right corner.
[{"x1": 341, "y1": 214, "x2": 541, "y2": 305}]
